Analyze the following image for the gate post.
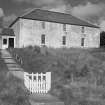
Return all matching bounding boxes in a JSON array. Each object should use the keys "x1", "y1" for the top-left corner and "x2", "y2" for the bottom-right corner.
[{"x1": 46, "y1": 72, "x2": 51, "y2": 92}]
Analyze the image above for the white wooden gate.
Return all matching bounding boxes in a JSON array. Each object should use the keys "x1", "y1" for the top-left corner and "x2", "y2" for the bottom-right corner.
[{"x1": 24, "y1": 72, "x2": 51, "y2": 94}]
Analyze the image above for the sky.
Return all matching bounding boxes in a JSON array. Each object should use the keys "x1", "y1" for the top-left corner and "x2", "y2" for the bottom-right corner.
[{"x1": 0, "y1": 0, "x2": 105, "y2": 30}]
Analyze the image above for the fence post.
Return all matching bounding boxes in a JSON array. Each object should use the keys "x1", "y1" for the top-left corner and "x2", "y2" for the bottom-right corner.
[
  {"x1": 32, "y1": 72, "x2": 34, "y2": 93},
  {"x1": 36, "y1": 73, "x2": 38, "y2": 93},
  {"x1": 24, "y1": 72, "x2": 29, "y2": 89},
  {"x1": 20, "y1": 58, "x2": 23, "y2": 65}
]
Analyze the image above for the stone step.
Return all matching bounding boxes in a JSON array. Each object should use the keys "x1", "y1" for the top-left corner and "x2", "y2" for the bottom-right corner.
[
  {"x1": 8, "y1": 67, "x2": 24, "y2": 71},
  {"x1": 7, "y1": 64, "x2": 20, "y2": 68},
  {"x1": 2, "y1": 55, "x2": 12, "y2": 57},
  {"x1": 2, "y1": 57, "x2": 13, "y2": 58},
  {"x1": 4, "y1": 59, "x2": 16, "y2": 63},
  {"x1": 2, "y1": 54, "x2": 11, "y2": 55},
  {"x1": 7, "y1": 66, "x2": 21, "y2": 69}
]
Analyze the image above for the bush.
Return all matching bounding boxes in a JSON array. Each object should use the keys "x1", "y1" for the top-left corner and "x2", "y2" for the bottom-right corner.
[
  {"x1": 78, "y1": 65, "x2": 89, "y2": 77},
  {"x1": 34, "y1": 46, "x2": 40, "y2": 54},
  {"x1": 27, "y1": 45, "x2": 33, "y2": 49},
  {"x1": 64, "y1": 70, "x2": 71, "y2": 80},
  {"x1": 78, "y1": 100, "x2": 89, "y2": 105}
]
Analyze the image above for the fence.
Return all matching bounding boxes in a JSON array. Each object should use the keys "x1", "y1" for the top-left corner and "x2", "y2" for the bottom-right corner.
[
  {"x1": 13, "y1": 53, "x2": 23, "y2": 65},
  {"x1": 9, "y1": 49, "x2": 23, "y2": 65},
  {"x1": 24, "y1": 72, "x2": 51, "y2": 94}
]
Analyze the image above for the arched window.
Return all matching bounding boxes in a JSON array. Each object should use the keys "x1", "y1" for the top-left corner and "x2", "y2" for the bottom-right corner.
[
  {"x1": 81, "y1": 26, "x2": 85, "y2": 33},
  {"x1": 63, "y1": 24, "x2": 66, "y2": 31},
  {"x1": 42, "y1": 21, "x2": 45, "y2": 29}
]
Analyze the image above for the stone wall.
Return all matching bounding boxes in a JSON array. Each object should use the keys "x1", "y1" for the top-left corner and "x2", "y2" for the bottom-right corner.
[
  {"x1": 12, "y1": 20, "x2": 20, "y2": 48},
  {"x1": 12, "y1": 18, "x2": 100, "y2": 48}
]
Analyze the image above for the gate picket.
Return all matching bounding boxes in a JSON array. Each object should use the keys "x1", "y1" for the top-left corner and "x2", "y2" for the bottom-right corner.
[{"x1": 24, "y1": 72, "x2": 51, "y2": 94}]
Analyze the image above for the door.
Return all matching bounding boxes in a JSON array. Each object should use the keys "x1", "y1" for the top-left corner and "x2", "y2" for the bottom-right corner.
[
  {"x1": 9, "y1": 38, "x2": 14, "y2": 48},
  {"x1": 100, "y1": 31, "x2": 105, "y2": 47}
]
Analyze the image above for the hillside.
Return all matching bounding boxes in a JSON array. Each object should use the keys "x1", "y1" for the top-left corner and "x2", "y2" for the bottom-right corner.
[
  {"x1": 0, "y1": 50, "x2": 30, "y2": 105},
  {"x1": 8, "y1": 46, "x2": 105, "y2": 105}
]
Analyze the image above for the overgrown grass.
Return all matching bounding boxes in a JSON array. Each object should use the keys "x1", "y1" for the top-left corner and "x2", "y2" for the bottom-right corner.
[
  {"x1": 0, "y1": 50, "x2": 30, "y2": 105},
  {"x1": 8, "y1": 46, "x2": 105, "y2": 105}
]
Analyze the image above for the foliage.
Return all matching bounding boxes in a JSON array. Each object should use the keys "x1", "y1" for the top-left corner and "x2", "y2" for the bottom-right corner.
[
  {"x1": 34, "y1": 46, "x2": 41, "y2": 54},
  {"x1": 8, "y1": 47, "x2": 105, "y2": 105}
]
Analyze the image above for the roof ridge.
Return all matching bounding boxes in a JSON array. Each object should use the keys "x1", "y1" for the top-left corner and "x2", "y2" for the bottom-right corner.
[
  {"x1": 21, "y1": 8, "x2": 99, "y2": 28},
  {"x1": 20, "y1": 8, "x2": 40, "y2": 18},
  {"x1": 21, "y1": 8, "x2": 73, "y2": 18},
  {"x1": 9, "y1": 8, "x2": 99, "y2": 28},
  {"x1": 23, "y1": 8, "x2": 72, "y2": 16}
]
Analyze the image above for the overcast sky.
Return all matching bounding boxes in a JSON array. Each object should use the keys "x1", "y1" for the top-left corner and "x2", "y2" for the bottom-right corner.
[{"x1": 0, "y1": 0, "x2": 105, "y2": 30}]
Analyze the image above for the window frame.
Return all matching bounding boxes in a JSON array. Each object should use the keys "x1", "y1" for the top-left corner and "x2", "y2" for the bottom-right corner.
[
  {"x1": 81, "y1": 37, "x2": 85, "y2": 47},
  {"x1": 41, "y1": 34, "x2": 45, "y2": 44},
  {"x1": 3, "y1": 38, "x2": 7, "y2": 45},
  {"x1": 81, "y1": 26, "x2": 85, "y2": 33},
  {"x1": 62, "y1": 36, "x2": 66, "y2": 45}
]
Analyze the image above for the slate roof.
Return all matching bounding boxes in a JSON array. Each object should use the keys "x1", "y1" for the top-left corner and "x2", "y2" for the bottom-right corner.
[
  {"x1": 9, "y1": 9, "x2": 99, "y2": 28},
  {"x1": 0, "y1": 28, "x2": 15, "y2": 36}
]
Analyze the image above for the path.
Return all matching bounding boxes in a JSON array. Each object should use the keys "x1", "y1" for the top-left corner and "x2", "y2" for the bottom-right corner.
[{"x1": 1, "y1": 49, "x2": 24, "y2": 80}]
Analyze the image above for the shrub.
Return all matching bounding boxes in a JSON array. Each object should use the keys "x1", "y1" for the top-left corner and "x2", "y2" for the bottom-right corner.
[
  {"x1": 79, "y1": 65, "x2": 89, "y2": 77},
  {"x1": 64, "y1": 70, "x2": 71, "y2": 80},
  {"x1": 78, "y1": 100, "x2": 89, "y2": 105},
  {"x1": 27, "y1": 45, "x2": 33, "y2": 49},
  {"x1": 34, "y1": 46, "x2": 40, "y2": 54}
]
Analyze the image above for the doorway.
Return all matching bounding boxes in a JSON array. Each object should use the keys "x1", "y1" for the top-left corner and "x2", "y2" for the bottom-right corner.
[
  {"x1": 9, "y1": 38, "x2": 14, "y2": 48},
  {"x1": 100, "y1": 31, "x2": 105, "y2": 47}
]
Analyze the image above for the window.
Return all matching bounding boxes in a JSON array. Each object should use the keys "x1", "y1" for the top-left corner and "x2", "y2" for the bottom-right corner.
[
  {"x1": 3, "y1": 39, "x2": 7, "y2": 44},
  {"x1": 81, "y1": 37, "x2": 85, "y2": 46},
  {"x1": 63, "y1": 24, "x2": 66, "y2": 31},
  {"x1": 42, "y1": 21, "x2": 45, "y2": 29},
  {"x1": 62, "y1": 36, "x2": 66, "y2": 45},
  {"x1": 41, "y1": 34, "x2": 45, "y2": 44},
  {"x1": 81, "y1": 26, "x2": 85, "y2": 33}
]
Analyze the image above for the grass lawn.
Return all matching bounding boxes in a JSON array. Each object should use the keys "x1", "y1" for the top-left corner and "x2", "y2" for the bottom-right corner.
[
  {"x1": 8, "y1": 46, "x2": 105, "y2": 105},
  {"x1": 0, "y1": 50, "x2": 8, "y2": 72},
  {"x1": 0, "y1": 50, "x2": 30, "y2": 105}
]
